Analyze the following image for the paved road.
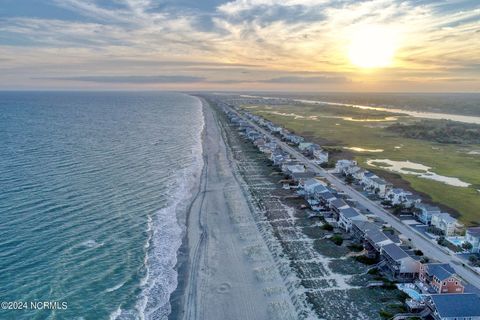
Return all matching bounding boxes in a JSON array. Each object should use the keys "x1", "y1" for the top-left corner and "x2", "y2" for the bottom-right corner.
[{"x1": 227, "y1": 105, "x2": 480, "y2": 290}]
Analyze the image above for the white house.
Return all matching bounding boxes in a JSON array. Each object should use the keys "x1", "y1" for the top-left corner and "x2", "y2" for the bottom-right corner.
[
  {"x1": 363, "y1": 176, "x2": 391, "y2": 198},
  {"x1": 386, "y1": 188, "x2": 413, "y2": 205},
  {"x1": 298, "y1": 142, "x2": 314, "y2": 151},
  {"x1": 465, "y1": 227, "x2": 480, "y2": 253},
  {"x1": 285, "y1": 164, "x2": 306, "y2": 175},
  {"x1": 338, "y1": 207, "x2": 366, "y2": 231},
  {"x1": 303, "y1": 178, "x2": 326, "y2": 195},
  {"x1": 353, "y1": 168, "x2": 367, "y2": 181},
  {"x1": 431, "y1": 212, "x2": 461, "y2": 236},
  {"x1": 335, "y1": 159, "x2": 357, "y2": 174},
  {"x1": 313, "y1": 149, "x2": 329, "y2": 164},
  {"x1": 361, "y1": 171, "x2": 378, "y2": 186}
]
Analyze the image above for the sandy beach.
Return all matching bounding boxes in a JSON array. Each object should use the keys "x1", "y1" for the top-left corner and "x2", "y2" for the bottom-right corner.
[{"x1": 169, "y1": 99, "x2": 297, "y2": 320}]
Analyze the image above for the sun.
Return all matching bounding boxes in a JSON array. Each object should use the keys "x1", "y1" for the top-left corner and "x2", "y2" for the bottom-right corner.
[{"x1": 348, "y1": 25, "x2": 397, "y2": 69}]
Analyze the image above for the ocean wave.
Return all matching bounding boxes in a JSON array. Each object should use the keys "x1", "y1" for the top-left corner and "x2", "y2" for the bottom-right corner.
[
  {"x1": 109, "y1": 307, "x2": 122, "y2": 320},
  {"x1": 135, "y1": 96, "x2": 205, "y2": 320},
  {"x1": 106, "y1": 280, "x2": 127, "y2": 293}
]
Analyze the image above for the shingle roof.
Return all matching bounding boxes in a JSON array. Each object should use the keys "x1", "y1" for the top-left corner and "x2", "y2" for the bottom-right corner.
[
  {"x1": 382, "y1": 243, "x2": 409, "y2": 261},
  {"x1": 426, "y1": 263, "x2": 456, "y2": 281},
  {"x1": 340, "y1": 207, "x2": 361, "y2": 219},
  {"x1": 352, "y1": 221, "x2": 377, "y2": 233},
  {"x1": 430, "y1": 293, "x2": 480, "y2": 318},
  {"x1": 318, "y1": 191, "x2": 335, "y2": 200},
  {"x1": 331, "y1": 198, "x2": 348, "y2": 209},
  {"x1": 366, "y1": 228, "x2": 391, "y2": 244}
]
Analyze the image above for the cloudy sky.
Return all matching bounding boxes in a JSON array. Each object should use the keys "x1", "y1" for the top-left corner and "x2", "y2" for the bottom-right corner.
[{"x1": 0, "y1": 0, "x2": 479, "y2": 91}]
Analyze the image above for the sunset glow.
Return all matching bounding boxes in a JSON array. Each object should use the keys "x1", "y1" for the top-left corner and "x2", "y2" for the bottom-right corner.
[{"x1": 348, "y1": 26, "x2": 397, "y2": 68}]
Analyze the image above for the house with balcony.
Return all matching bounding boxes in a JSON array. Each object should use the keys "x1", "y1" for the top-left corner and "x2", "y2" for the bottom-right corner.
[
  {"x1": 365, "y1": 228, "x2": 394, "y2": 256},
  {"x1": 415, "y1": 204, "x2": 442, "y2": 225},
  {"x1": 330, "y1": 198, "x2": 350, "y2": 216},
  {"x1": 380, "y1": 243, "x2": 420, "y2": 281},
  {"x1": 335, "y1": 159, "x2": 357, "y2": 174},
  {"x1": 338, "y1": 207, "x2": 366, "y2": 232},
  {"x1": 303, "y1": 178, "x2": 326, "y2": 196},
  {"x1": 419, "y1": 263, "x2": 464, "y2": 294},
  {"x1": 431, "y1": 212, "x2": 462, "y2": 236},
  {"x1": 386, "y1": 188, "x2": 413, "y2": 205}
]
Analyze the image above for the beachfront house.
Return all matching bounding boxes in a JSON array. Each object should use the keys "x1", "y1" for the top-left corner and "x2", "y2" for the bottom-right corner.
[
  {"x1": 414, "y1": 204, "x2": 441, "y2": 225},
  {"x1": 365, "y1": 228, "x2": 394, "y2": 255},
  {"x1": 313, "y1": 149, "x2": 329, "y2": 165},
  {"x1": 419, "y1": 263, "x2": 464, "y2": 294},
  {"x1": 465, "y1": 227, "x2": 480, "y2": 253},
  {"x1": 305, "y1": 184, "x2": 328, "y2": 210},
  {"x1": 285, "y1": 164, "x2": 306, "y2": 176},
  {"x1": 292, "y1": 172, "x2": 317, "y2": 192},
  {"x1": 314, "y1": 190, "x2": 337, "y2": 208},
  {"x1": 386, "y1": 188, "x2": 413, "y2": 205},
  {"x1": 426, "y1": 293, "x2": 480, "y2": 320},
  {"x1": 271, "y1": 152, "x2": 288, "y2": 166},
  {"x1": 338, "y1": 207, "x2": 366, "y2": 232},
  {"x1": 281, "y1": 161, "x2": 300, "y2": 173},
  {"x1": 330, "y1": 198, "x2": 350, "y2": 216},
  {"x1": 303, "y1": 178, "x2": 326, "y2": 195},
  {"x1": 351, "y1": 220, "x2": 378, "y2": 241},
  {"x1": 431, "y1": 213, "x2": 462, "y2": 236},
  {"x1": 380, "y1": 243, "x2": 420, "y2": 281}
]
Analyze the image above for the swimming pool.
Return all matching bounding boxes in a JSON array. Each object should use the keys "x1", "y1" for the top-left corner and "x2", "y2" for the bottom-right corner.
[{"x1": 397, "y1": 284, "x2": 424, "y2": 301}]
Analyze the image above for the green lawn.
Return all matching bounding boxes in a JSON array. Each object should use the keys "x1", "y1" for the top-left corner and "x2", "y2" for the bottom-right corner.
[{"x1": 247, "y1": 104, "x2": 480, "y2": 226}]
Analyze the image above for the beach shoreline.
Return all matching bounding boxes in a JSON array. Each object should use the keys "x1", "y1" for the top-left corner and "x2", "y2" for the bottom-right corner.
[{"x1": 168, "y1": 97, "x2": 297, "y2": 320}]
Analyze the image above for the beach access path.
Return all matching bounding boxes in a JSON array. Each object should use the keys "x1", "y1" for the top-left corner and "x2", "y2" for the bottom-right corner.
[
  {"x1": 175, "y1": 99, "x2": 297, "y2": 320},
  {"x1": 226, "y1": 104, "x2": 480, "y2": 291}
]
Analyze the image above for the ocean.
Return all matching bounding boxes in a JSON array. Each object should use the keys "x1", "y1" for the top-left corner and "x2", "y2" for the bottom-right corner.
[{"x1": 0, "y1": 92, "x2": 204, "y2": 319}]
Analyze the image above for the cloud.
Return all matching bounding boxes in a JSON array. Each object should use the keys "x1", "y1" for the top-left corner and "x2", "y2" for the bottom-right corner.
[
  {"x1": 261, "y1": 75, "x2": 348, "y2": 83},
  {"x1": 0, "y1": 0, "x2": 479, "y2": 90},
  {"x1": 39, "y1": 75, "x2": 206, "y2": 83}
]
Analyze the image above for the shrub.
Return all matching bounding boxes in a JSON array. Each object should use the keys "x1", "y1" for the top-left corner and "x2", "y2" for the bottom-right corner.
[
  {"x1": 331, "y1": 234, "x2": 343, "y2": 246},
  {"x1": 379, "y1": 310, "x2": 393, "y2": 319},
  {"x1": 355, "y1": 255, "x2": 377, "y2": 265},
  {"x1": 322, "y1": 223, "x2": 334, "y2": 231},
  {"x1": 414, "y1": 249, "x2": 424, "y2": 256},
  {"x1": 367, "y1": 268, "x2": 379, "y2": 275}
]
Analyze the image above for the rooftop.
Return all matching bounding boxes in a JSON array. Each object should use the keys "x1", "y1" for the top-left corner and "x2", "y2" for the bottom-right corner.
[
  {"x1": 382, "y1": 243, "x2": 410, "y2": 261},
  {"x1": 365, "y1": 228, "x2": 391, "y2": 244},
  {"x1": 331, "y1": 198, "x2": 348, "y2": 209},
  {"x1": 425, "y1": 263, "x2": 456, "y2": 281},
  {"x1": 430, "y1": 293, "x2": 480, "y2": 318},
  {"x1": 340, "y1": 207, "x2": 361, "y2": 219}
]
